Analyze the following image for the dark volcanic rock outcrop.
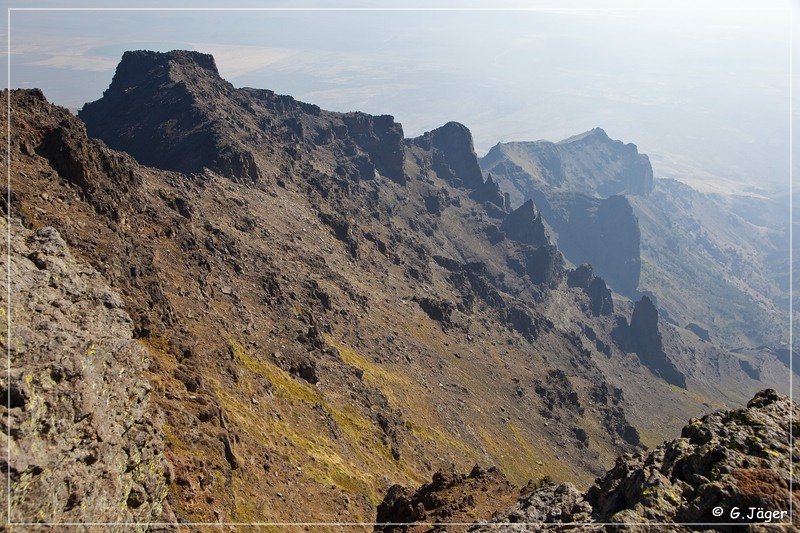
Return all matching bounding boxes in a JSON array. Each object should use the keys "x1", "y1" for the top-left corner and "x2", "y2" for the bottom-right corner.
[
  {"x1": 79, "y1": 50, "x2": 409, "y2": 185},
  {"x1": 500, "y1": 199, "x2": 548, "y2": 248},
  {"x1": 414, "y1": 296, "x2": 456, "y2": 328},
  {"x1": 567, "y1": 264, "x2": 614, "y2": 316},
  {"x1": 586, "y1": 277, "x2": 614, "y2": 316},
  {"x1": 630, "y1": 295, "x2": 662, "y2": 353},
  {"x1": 376, "y1": 465, "x2": 517, "y2": 532},
  {"x1": 414, "y1": 121, "x2": 484, "y2": 189},
  {"x1": 469, "y1": 173, "x2": 509, "y2": 217},
  {"x1": 79, "y1": 50, "x2": 263, "y2": 183},
  {"x1": 567, "y1": 263, "x2": 594, "y2": 288},
  {"x1": 470, "y1": 389, "x2": 798, "y2": 530},
  {"x1": 523, "y1": 244, "x2": 564, "y2": 287},
  {"x1": 34, "y1": 114, "x2": 143, "y2": 218},
  {"x1": 614, "y1": 296, "x2": 686, "y2": 388},
  {"x1": 2, "y1": 218, "x2": 170, "y2": 526},
  {"x1": 341, "y1": 112, "x2": 406, "y2": 183}
]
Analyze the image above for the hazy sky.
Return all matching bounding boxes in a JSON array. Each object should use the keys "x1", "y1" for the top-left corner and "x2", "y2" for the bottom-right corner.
[{"x1": 3, "y1": 1, "x2": 797, "y2": 193}]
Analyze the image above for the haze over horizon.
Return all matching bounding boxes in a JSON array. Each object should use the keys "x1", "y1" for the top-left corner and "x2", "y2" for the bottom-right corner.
[{"x1": 4, "y1": 0, "x2": 797, "y2": 193}]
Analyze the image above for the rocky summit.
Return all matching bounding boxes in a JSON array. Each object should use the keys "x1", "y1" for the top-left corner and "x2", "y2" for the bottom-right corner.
[
  {"x1": 470, "y1": 389, "x2": 797, "y2": 532},
  {"x1": 1, "y1": 50, "x2": 795, "y2": 528},
  {"x1": 376, "y1": 390, "x2": 797, "y2": 532}
]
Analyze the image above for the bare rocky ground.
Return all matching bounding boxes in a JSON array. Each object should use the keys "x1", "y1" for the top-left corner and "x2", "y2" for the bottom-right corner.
[
  {"x1": 0, "y1": 50, "x2": 795, "y2": 527},
  {"x1": 0, "y1": 218, "x2": 170, "y2": 527}
]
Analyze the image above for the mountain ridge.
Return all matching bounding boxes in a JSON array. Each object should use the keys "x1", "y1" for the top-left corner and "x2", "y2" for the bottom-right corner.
[
  {"x1": 3, "y1": 49, "x2": 793, "y2": 525},
  {"x1": 481, "y1": 130, "x2": 791, "y2": 355}
]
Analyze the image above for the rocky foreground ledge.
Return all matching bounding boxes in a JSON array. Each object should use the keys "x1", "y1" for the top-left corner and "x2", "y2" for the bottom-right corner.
[
  {"x1": 377, "y1": 389, "x2": 798, "y2": 532},
  {"x1": 0, "y1": 219, "x2": 171, "y2": 528}
]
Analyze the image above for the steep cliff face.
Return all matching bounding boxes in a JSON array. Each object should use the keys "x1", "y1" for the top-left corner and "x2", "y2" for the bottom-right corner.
[
  {"x1": 482, "y1": 130, "x2": 788, "y2": 355},
  {"x1": 419, "y1": 121, "x2": 485, "y2": 189},
  {"x1": 613, "y1": 296, "x2": 687, "y2": 389},
  {"x1": 80, "y1": 50, "x2": 409, "y2": 185},
  {"x1": 80, "y1": 50, "x2": 262, "y2": 183},
  {"x1": 468, "y1": 174, "x2": 508, "y2": 218},
  {"x1": 629, "y1": 296, "x2": 662, "y2": 352},
  {"x1": 592, "y1": 195, "x2": 641, "y2": 294},
  {"x1": 1, "y1": 218, "x2": 170, "y2": 527},
  {"x1": 499, "y1": 199, "x2": 548, "y2": 248},
  {"x1": 538, "y1": 192, "x2": 641, "y2": 295},
  {"x1": 341, "y1": 112, "x2": 407, "y2": 184},
  {"x1": 481, "y1": 132, "x2": 646, "y2": 297}
]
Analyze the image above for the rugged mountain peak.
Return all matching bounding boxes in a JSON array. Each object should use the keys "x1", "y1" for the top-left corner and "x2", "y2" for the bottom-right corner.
[
  {"x1": 468, "y1": 172, "x2": 508, "y2": 217},
  {"x1": 557, "y1": 127, "x2": 652, "y2": 195},
  {"x1": 80, "y1": 50, "x2": 413, "y2": 185},
  {"x1": 80, "y1": 50, "x2": 255, "y2": 181},
  {"x1": 107, "y1": 49, "x2": 221, "y2": 93},
  {"x1": 419, "y1": 121, "x2": 484, "y2": 189},
  {"x1": 11, "y1": 89, "x2": 142, "y2": 221},
  {"x1": 500, "y1": 199, "x2": 548, "y2": 248},
  {"x1": 557, "y1": 126, "x2": 609, "y2": 144},
  {"x1": 481, "y1": 128, "x2": 654, "y2": 199}
]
